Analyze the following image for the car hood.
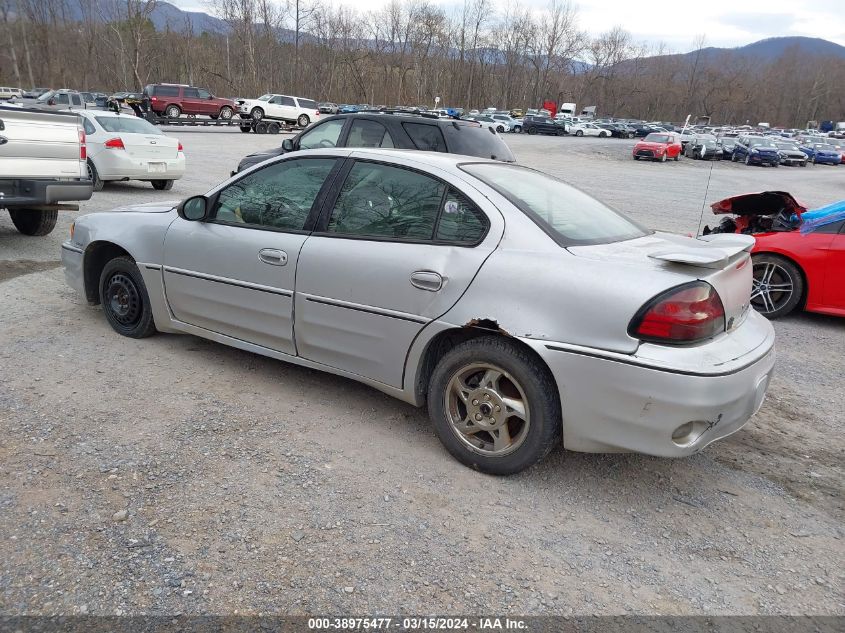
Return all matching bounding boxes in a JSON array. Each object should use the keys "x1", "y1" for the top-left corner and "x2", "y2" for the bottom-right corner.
[
  {"x1": 710, "y1": 191, "x2": 806, "y2": 217},
  {"x1": 112, "y1": 201, "x2": 178, "y2": 214}
]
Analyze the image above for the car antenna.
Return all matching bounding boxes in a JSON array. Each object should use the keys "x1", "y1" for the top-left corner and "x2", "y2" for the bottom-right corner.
[{"x1": 695, "y1": 150, "x2": 717, "y2": 237}]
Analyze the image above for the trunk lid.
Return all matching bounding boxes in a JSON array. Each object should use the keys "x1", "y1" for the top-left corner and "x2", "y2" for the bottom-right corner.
[
  {"x1": 568, "y1": 232, "x2": 754, "y2": 333},
  {"x1": 119, "y1": 133, "x2": 178, "y2": 159}
]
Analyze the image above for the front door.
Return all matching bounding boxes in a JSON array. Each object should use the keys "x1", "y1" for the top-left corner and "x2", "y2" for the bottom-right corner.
[
  {"x1": 294, "y1": 157, "x2": 501, "y2": 387},
  {"x1": 162, "y1": 157, "x2": 341, "y2": 354},
  {"x1": 822, "y1": 223, "x2": 845, "y2": 310}
]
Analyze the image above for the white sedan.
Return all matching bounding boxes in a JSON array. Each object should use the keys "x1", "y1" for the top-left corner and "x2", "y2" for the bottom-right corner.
[
  {"x1": 570, "y1": 122, "x2": 611, "y2": 137},
  {"x1": 78, "y1": 111, "x2": 185, "y2": 191},
  {"x1": 467, "y1": 115, "x2": 510, "y2": 133}
]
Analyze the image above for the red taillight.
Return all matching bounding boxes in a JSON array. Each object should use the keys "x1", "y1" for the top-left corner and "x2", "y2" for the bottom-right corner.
[
  {"x1": 178, "y1": 142, "x2": 183, "y2": 152},
  {"x1": 104, "y1": 137, "x2": 125, "y2": 150},
  {"x1": 315, "y1": 110, "x2": 320, "y2": 117},
  {"x1": 79, "y1": 129, "x2": 86, "y2": 160},
  {"x1": 629, "y1": 282, "x2": 725, "y2": 344}
]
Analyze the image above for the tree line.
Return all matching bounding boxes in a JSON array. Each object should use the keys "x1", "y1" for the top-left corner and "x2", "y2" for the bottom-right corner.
[{"x1": 1, "y1": 0, "x2": 843, "y2": 127}]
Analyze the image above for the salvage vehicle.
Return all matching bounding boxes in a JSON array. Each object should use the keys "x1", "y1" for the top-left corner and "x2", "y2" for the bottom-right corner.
[
  {"x1": 703, "y1": 192, "x2": 845, "y2": 318},
  {"x1": 466, "y1": 115, "x2": 509, "y2": 133},
  {"x1": 0, "y1": 105, "x2": 93, "y2": 235},
  {"x1": 632, "y1": 132, "x2": 682, "y2": 161},
  {"x1": 800, "y1": 142, "x2": 842, "y2": 165},
  {"x1": 570, "y1": 122, "x2": 609, "y2": 137},
  {"x1": 236, "y1": 93, "x2": 320, "y2": 128},
  {"x1": 24, "y1": 89, "x2": 87, "y2": 111},
  {"x1": 62, "y1": 149, "x2": 775, "y2": 475},
  {"x1": 77, "y1": 111, "x2": 185, "y2": 191},
  {"x1": 143, "y1": 84, "x2": 236, "y2": 120},
  {"x1": 731, "y1": 137, "x2": 780, "y2": 166},
  {"x1": 684, "y1": 134, "x2": 723, "y2": 160},
  {"x1": 233, "y1": 112, "x2": 515, "y2": 173},
  {"x1": 774, "y1": 141, "x2": 807, "y2": 167}
]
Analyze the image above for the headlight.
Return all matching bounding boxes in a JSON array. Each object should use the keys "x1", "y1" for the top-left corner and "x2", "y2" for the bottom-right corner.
[{"x1": 751, "y1": 148, "x2": 759, "y2": 154}]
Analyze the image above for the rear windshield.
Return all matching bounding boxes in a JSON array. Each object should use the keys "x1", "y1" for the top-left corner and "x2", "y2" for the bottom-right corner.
[
  {"x1": 461, "y1": 163, "x2": 648, "y2": 246},
  {"x1": 95, "y1": 116, "x2": 163, "y2": 135},
  {"x1": 444, "y1": 125, "x2": 515, "y2": 162}
]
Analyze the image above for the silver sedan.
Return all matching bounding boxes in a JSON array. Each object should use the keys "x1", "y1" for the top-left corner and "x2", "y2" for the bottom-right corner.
[{"x1": 62, "y1": 149, "x2": 775, "y2": 475}]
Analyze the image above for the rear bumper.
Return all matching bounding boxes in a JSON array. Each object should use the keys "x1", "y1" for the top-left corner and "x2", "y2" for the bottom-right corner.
[
  {"x1": 94, "y1": 153, "x2": 185, "y2": 180},
  {"x1": 525, "y1": 312, "x2": 776, "y2": 456},
  {"x1": 0, "y1": 178, "x2": 93, "y2": 207}
]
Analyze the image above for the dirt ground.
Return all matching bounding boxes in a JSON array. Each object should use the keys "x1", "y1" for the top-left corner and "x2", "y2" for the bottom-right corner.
[{"x1": 0, "y1": 130, "x2": 842, "y2": 616}]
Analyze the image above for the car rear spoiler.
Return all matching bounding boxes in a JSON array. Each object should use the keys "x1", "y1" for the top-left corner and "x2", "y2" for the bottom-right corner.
[{"x1": 648, "y1": 234, "x2": 755, "y2": 269}]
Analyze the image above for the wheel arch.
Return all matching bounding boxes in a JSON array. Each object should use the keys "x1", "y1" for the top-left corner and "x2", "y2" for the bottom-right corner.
[
  {"x1": 411, "y1": 324, "x2": 561, "y2": 411},
  {"x1": 83, "y1": 241, "x2": 133, "y2": 304}
]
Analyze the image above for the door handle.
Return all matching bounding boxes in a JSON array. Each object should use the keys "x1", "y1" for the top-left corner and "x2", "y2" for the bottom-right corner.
[
  {"x1": 410, "y1": 270, "x2": 443, "y2": 292},
  {"x1": 258, "y1": 248, "x2": 288, "y2": 266}
]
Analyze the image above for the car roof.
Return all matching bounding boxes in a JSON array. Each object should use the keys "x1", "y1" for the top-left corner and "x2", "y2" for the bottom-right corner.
[{"x1": 284, "y1": 147, "x2": 499, "y2": 171}]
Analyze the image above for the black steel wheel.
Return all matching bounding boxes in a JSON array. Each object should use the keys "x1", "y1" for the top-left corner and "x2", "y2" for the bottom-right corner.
[{"x1": 99, "y1": 257, "x2": 156, "y2": 338}]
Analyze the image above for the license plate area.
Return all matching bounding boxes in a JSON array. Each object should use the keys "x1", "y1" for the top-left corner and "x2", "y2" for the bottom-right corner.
[{"x1": 148, "y1": 162, "x2": 166, "y2": 173}]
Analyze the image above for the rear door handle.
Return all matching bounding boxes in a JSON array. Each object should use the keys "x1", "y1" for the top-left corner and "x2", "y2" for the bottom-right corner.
[
  {"x1": 258, "y1": 248, "x2": 287, "y2": 266},
  {"x1": 410, "y1": 270, "x2": 443, "y2": 292}
]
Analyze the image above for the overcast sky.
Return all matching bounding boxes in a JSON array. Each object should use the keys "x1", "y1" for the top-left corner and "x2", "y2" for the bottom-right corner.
[{"x1": 170, "y1": 0, "x2": 845, "y2": 51}]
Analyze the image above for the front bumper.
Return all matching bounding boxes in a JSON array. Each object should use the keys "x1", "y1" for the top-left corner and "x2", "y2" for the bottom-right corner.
[
  {"x1": 747, "y1": 153, "x2": 779, "y2": 165},
  {"x1": 780, "y1": 155, "x2": 806, "y2": 165},
  {"x1": 525, "y1": 312, "x2": 776, "y2": 456},
  {"x1": 61, "y1": 241, "x2": 85, "y2": 296}
]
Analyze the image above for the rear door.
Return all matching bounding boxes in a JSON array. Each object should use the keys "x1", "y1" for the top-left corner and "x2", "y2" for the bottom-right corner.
[
  {"x1": 162, "y1": 156, "x2": 342, "y2": 354},
  {"x1": 277, "y1": 96, "x2": 297, "y2": 121},
  {"x1": 821, "y1": 221, "x2": 845, "y2": 310},
  {"x1": 294, "y1": 155, "x2": 503, "y2": 387}
]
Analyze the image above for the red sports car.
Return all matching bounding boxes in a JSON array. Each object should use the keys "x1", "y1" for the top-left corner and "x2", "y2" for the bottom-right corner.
[
  {"x1": 703, "y1": 191, "x2": 845, "y2": 318},
  {"x1": 633, "y1": 132, "x2": 683, "y2": 162}
]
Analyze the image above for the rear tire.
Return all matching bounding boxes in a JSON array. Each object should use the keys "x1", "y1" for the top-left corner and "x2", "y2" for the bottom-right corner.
[
  {"x1": 87, "y1": 159, "x2": 104, "y2": 192},
  {"x1": 99, "y1": 256, "x2": 157, "y2": 338},
  {"x1": 151, "y1": 180, "x2": 174, "y2": 191},
  {"x1": 427, "y1": 336, "x2": 561, "y2": 475},
  {"x1": 575, "y1": 130, "x2": 583, "y2": 137},
  {"x1": 751, "y1": 254, "x2": 804, "y2": 319},
  {"x1": 297, "y1": 114, "x2": 310, "y2": 128},
  {"x1": 527, "y1": 127, "x2": 537, "y2": 135},
  {"x1": 254, "y1": 121, "x2": 268, "y2": 134},
  {"x1": 8, "y1": 209, "x2": 58, "y2": 236},
  {"x1": 165, "y1": 105, "x2": 181, "y2": 118}
]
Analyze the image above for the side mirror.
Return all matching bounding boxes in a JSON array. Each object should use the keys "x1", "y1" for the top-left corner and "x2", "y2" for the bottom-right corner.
[
  {"x1": 208, "y1": 95, "x2": 214, "y2": 100},
  {"x1": 281, "y1": 138, "x2": 295, "y2": 152},
  {"x1": 177, "y1": 195, "x2": 209, "y2": 221}
]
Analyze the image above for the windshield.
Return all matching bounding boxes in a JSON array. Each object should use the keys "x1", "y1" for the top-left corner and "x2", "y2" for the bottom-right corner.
[
  {"x1": 36, "y1": 90, "x2": 56, "y2": 102},
  {"x1": 95, "y1": 116, "x2": 163, "y2": 135},
  {"x1": 644, "y1": 133, "x2": 670, "y2": 143},
  {"x1": 461, "y1": 163, "x2": 648, "y2": 246},
  {"x1": 258, "y1": 94, "x2": 273, "y2": 101}
]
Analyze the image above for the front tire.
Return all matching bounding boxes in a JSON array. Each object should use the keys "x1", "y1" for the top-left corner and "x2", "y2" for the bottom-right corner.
[
  {"x1": 218, "y1": 106, "x2": 234, "y2": 120},
  {"x1": 745, "y1": 154, "x2": 751, "y2": 165},
  {"x1": 99, "y1": 257, "x2": 156, "y2": 338},
  {"x1": 297, "y1": 114, "x2": 310, "y2": 128},
  {"x1": 660, "y1": 151, "x2": 667, "y2": 162},
  {"x1": 427, "y1": 337, "x2": 561, "y2": 475},
  {"x1": 575, "y1": 130, "x2": 583, "y2": 137},
  {"x1": 751, "y1": 254, "x2": 803, "y2": 319},
  {"x1": 599, "y1": 131, "x2": 608, "y2": 137},
  {"x1": 8, "y1": 209, "x2": 58, "y2": 236},
  {"x1": 527, "y1": 127, "x2": 537, "y2": 135},
  {"x1": 250, "y1": 107, "x2": 264, "y2": 121}
]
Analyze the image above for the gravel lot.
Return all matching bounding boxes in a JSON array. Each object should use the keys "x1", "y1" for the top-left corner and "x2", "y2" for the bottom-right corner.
[{"x1": 0, "y1": 129, "x2": 843, "y2": 616}]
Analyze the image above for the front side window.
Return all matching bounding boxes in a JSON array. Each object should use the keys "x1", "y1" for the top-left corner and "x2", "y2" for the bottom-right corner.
[
  {"x1": 326, "y1": 162, "x2": 445, "y2": 240},
  {"x1": 197, "y1": 89, "x2": 211, "y2": 99},
  {"x1": 212, "y1": 158, "x2": 336, "y2": 231},
  {"x1": 298, "y1": 119, "x2": 345, "y2": 149},
  {"x1": 461, "y1": 163, "x2": 648, "y2": 246},
  {"x1": 402, "y1": 123, "x2": 447, "y2": 152},
  {"x1": 347, "y1": 120, "x2": 394, "y2": 148},
  {"x1": 279, "y1": 96, "x2": 296, "y2": 107}
]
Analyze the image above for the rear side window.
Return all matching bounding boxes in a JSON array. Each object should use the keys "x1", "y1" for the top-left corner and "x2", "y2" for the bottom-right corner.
[
  {"x1": 347, "y1": 120, "x2": 394, "y2": 148},
  {"x1": 298, "y1": 99, "x2": 317, "y2": 110},
  {"x1": 82, "y1": 118, "x2": 96, "y2": 135},
  {"x1": 327, "y1": 162, "x2": 445, "y2": 240},
  {"x1": 435, "y1": 189, "x2": 488, "y2": 244},
  {"x1": 71, "y1": 94, "x2": 82, "y2": 106},
  {"x1": 402, "y1": 123, "x2": 447, "y2": 152},
  {"x1": 153, "y1": 85, "x2": 180, "y2": 97},
  {"x1": 446, "y1": 124, "x2": 515, "y2": 162}
]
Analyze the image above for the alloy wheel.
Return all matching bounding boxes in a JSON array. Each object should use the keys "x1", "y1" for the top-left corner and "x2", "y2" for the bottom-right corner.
[
  {"x1": 751, "y1": 261, "x2": 794, "y2": 315},
  {"x1": 445, "y1": 363, "x2": 530, "y2": 457}
]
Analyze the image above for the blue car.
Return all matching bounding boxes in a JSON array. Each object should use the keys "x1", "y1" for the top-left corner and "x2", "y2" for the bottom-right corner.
[
  {"x1": 800, "y1": 142, "x2": 842, "y2": 165},
  {"x1": 338, "y1": 104, "x2": 359, "y2": 114},
  {"x1": 731, "y1": 136, "x2": 780, "y2": 166}
]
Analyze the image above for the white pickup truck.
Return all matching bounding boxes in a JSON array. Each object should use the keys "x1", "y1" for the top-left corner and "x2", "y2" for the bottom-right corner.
[{"x1": 0, "y1": 105, "x2": 93, "y2": 235}]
